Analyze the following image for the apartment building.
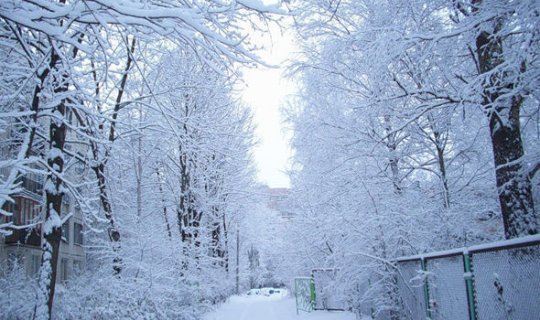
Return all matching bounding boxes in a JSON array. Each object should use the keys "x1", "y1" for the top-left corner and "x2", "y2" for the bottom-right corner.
[
  {"x1": 0, "y1": 167, "x2": 86, "y2": 281},
  {"x1": 0, "y1": 110, "x2": 87, "y2": 281}
]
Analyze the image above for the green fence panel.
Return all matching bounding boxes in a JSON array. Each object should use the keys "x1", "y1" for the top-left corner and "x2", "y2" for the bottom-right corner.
[{"x1": 295, "y1": 277, "x2": 315, "y2": 314}]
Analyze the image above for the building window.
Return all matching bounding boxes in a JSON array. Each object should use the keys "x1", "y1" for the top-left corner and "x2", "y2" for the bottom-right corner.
[
  {"x1": 74, "y1": 222, "x2": 83, "y2": 245},
  {"x1": 62, "y1": 193, "x2": 71, "y2": 206},
  {"x1": 72, "y1": 260, "x2": 83, "y2": 276},
  {"x1": 20, "y1": 175, "x2": 43, "y2": 195},
  {"x1": 60, "y1": 258, "x2": 69, "y2": 282},
  {"x1": 61, "y1": 202, "x2": 70, "y2": 216},
  {"x1": 16, "y1": 197, "x2": 40, "y2": 225},
  {"x1": 31, "y1": 254, "x2": 41, "y2": 275},
  {"x1": 62, "y1": 220, "x2": 70, "y2": 243},
  {"x1": 1, "y1": 201, "x2": 17, "y2": 223}
]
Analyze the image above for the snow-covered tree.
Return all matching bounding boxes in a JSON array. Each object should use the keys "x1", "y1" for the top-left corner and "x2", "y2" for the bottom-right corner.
[
  {"x1": 0, "y1": 0, "x2": 282, "y2": 318},
  {"x1": 284, "y1": 0, "x2": 539, "y2": 316}
]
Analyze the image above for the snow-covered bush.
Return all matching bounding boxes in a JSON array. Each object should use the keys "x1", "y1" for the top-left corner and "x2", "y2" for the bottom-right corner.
[{"x1": 0, "y1": 262, "x2": 37, "y2": 320}]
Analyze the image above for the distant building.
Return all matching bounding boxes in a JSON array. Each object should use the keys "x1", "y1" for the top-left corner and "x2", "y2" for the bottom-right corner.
[{"x1": 265, "y1": 187, "x2": 294, "y2": 220}]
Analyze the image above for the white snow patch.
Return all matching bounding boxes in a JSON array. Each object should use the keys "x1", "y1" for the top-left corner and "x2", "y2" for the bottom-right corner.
[
  {"x1": 47, "y1": 147, "x2": 64, "y2": 161},
  {"x1": 43, "y1": 205, "x2": 62, "y2": 235},
  {"x1": 236, "y1": 0, "x2": 287, "y2": 14},
  {"x1": 44, "y1": 179, "x2": 57, "y2": 194}
]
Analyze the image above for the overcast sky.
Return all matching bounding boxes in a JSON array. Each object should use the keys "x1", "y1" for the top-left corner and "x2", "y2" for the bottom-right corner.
[{"x1": 239, "y1": 22, "x2": 296, "y2": 189}]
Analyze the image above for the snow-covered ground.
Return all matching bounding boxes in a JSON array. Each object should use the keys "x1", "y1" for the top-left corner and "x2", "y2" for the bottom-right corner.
[{"x1": 204, "y1": 289, "x2": 357, "y2": 320}]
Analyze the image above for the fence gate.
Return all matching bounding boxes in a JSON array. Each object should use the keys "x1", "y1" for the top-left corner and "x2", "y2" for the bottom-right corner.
[{"x1": 294, "y1": 277, "x2": 315, "y2": 314}]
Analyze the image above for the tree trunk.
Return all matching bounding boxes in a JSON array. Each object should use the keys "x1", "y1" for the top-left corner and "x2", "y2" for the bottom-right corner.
[
  {"x1": 177, "y1": 102, "x2": 203, "y2": 257},
  {"x1": 222, "y1": 214, "x2": 229, "y2": 272},
  {"x1": 89, "y1": 36, "x2": 136, "y2": 274},
  {"x1": 488, "y1": 113, "x2": 537, "y2": 237},
  {"x1": 36, "y1": 49, "x2": 65, "y2": 320},
  {"x1": 475, "y1": 16, "x2": 538, "y2": 238},
  {"x1": 92, "y1": 164, "x2": 122, "y2": 274},
  {"x1": 434, "y1": 139, "x2": 450, "y2": 209},
  {"x1": 156, "y1": 167, "x2": 172, "y2": 239},
  {"x1": 428, "y1": 115, "x2": 450, "y2": 209},
  {"x1": 383, "y1": 115, "x2": 402, "y2": 194},
  {"x1": 236, "y1": 228, "x2": 240, "y2": 294}
]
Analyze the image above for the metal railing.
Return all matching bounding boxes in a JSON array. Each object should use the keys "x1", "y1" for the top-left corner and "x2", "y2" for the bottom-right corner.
[{"x1": 396, "y1": 234, "x2": 540, "y2": 320}]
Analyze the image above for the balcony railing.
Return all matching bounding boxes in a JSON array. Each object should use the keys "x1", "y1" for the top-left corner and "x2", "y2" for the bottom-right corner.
[{"x1": 4, "y1": 227, "x2": 41, "y2": 247}]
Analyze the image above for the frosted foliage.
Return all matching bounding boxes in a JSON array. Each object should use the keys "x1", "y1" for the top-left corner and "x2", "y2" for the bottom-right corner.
[
  {"x1": 284, "y1": 0, "x2": 539, "y2": 316},
  {"x1": 0, "y1": 264, "x2": 37, "y2": 319},
  {"x1": 427, "y1": 256, "x2": 469, "y2": 320},
  {"x1": 52, "y1": 270, "x2": 202, "y2": 319},
  {"x1": 397, "y1": 261, "x2": 426, "y2": 320},
  {"x1": 1, "y1": 0, "x2": 539, "y2": 318},
  {"x1": 472, "y1": 247, "x2": 540, "y2": 320},
  {"x1": 313, "y1": 270, "x2": 347, "y2": 311},
  {"x1": 0, "y1": 0, "x2": 280, "y2": 66},
  {"x1": 0, "y1": 0, "x2": 277, "y2": 316}
]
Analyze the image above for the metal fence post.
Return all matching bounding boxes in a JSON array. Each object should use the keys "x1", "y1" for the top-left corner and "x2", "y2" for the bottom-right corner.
[
  {"x1": 295, "y1": 278, "x2": 300, "y2": 315},
  {"x1": 463, "y1": 253, "x2": 477, "y2": 320},
  {"x1": 421, "y1": 258, "x2": 432, "y2": 319}
]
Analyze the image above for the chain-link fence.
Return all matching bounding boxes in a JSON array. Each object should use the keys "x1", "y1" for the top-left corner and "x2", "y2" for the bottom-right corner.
[{"x1": 396, "y1": 235, "x2": 540, "y2": 320}]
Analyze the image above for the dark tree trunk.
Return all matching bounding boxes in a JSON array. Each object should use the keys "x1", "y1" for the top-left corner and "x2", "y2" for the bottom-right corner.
[
  {"x1": 88, "y1": 36, "x2": 136, "y2": 274},
  {"x1": 37, "y1": 48, "x2": 65, "y2": 320},
  {"x1": 41, "y1": 191, "x2": 63, "y2": 319},
  {"x1": 177, "y1": 107, "x2": 190, "y2": 241},
  {"x1": 210, "y1": 207, "x2": 226, "y2": 267},
  {"x1": 92, "y1": 163, "x2": 122, "y2": 273},
  {"x1": 156, "y1": 167, "x2": 172, "y2": 239},
  {"x1": 211, "y1": 220, "x2": 221, "y2": 255},
  {"x1": 177, "y1": 154, "x2": 202, "y2": 260},
  {"x1": 177, "y1": 102, "x2": 202, "y2": 254},
  {"x1": 235, "y1": 228, "x2": 240, "y2": 294},
  {"x1": 25, "y1": 66, "x2": 50, "y2": 159},
  {"x1": 475, "y1": 15, "x2": 538, "y2": 238},
  {"x1": 429, "y1": 117, "x2": 450, "y2": 209},
  {"x1": 435, "y1": 140, "x2": 450, "y2": 208},
  {"x1": 222, "y1": 214, "x2": 229, "y2": 272},
  {"x1": 35, "y1": 20, "x2": 84, "y2": 317},
  {"x1": 383, "y1": 115, "x2": 402, "y2": 194},
  {"x1": 488, "y1": 111, "x2": 537, "y2": 237}
]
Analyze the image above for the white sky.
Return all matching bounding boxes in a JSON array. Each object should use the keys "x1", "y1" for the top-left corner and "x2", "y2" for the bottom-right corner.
[{"x1": 239, "y1": 21, "x2": 296, "y2": 188}]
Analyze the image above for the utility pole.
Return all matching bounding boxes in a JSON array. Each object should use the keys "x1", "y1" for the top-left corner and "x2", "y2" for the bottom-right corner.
[{"x1": 236, "y1": 227, "x2": 240, "y2": 294}]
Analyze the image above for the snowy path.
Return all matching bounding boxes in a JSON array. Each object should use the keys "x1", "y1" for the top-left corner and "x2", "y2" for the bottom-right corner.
[{"x1": 204, "y1": 290, "x2": 356, "y2": 320}]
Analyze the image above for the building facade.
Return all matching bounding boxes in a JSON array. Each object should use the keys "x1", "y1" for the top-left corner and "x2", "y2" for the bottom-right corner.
[{"x1": 0, "y1": 168, "x2": 86, "y2": 282}]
